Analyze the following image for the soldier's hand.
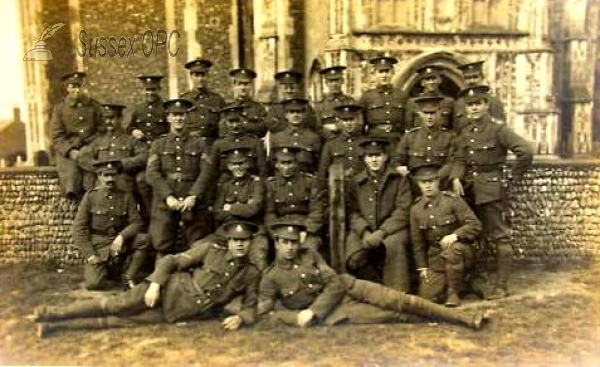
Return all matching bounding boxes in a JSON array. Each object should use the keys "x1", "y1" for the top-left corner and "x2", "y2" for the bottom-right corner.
[
  {"x1": 452, "y1": 178, "x2": 464, "y2": 196},
  {"x1": 297, "y1": 309, "x2": 315, "y2": 328},
  {"x1": 68, "y1": 149, "x2": 80, "y2": 161},
  {"x1": 110, "y1": 235, "x2": 124, "y2": 256},
  {"x1": 299, "y1": 231, "x2": 308, "y2": 244},
  {"x1": 166, "y1": 196, "x2": 181, "y2": 210},
  {"x1": 363, "y1": 230, "x2": 385, "y2": 248},
  {"x1": 87, "y1": 254, "x2": 101, "y2": 265},
  {"x1": 396, "y1": 165, "x2": 410, "y2": 176},
  {"x1": 131, "y1": 129, "x2": 144, "y2": 140},
  {"x1": 144, "y1": 282, "x2": 161, "y2": 308},
  {"x1": 181, "y1": 196, "x2": 197, "y2": 212},
  {"x1": 439, "y1": 233, "x2": 458, "y2": 249},
  {"x1": 222, "y1": 315, "x2": 243, "y2": 331},
  {"x1": 419, "y1": 268, "x2": 432, "y2": 284}
]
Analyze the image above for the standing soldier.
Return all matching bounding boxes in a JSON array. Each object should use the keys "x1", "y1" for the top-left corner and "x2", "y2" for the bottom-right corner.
[
  {"x1": 345, "y1": 136, "x2": 412, "y2": 291},
  {"x1": 73, "y1": 158, "x2": 148, "y2": 290},
  {"x1": 405, "y1": 66, "x2": 455, "y2": 130},
  {"x1": 454, "y1": 61, "x2": 506, "y2": 132},
  {"x1": 181, "y1": 58, "x2": 226, "y2": 143},
  {"x1": 410, "y1": 164, "x2": 482, "y2": 307},
  {"x1": 223, "y1": 68, "x2": 267, "y2": 138},
  {"x1": 265, "y1": 70, "x2": 318, "y2": 133},
  {"x1": 451, "y1": 85, "x2": 533, "y2": 299},
  {"x1": 78, "y1": 104, "x2": 149, "y2": 215},
  {"x1": 127, "y1": 74, "x2": 168, "y2": 147},
  {"x1": 266, "y1": 145, "x2": 325, "y2": 252},
  {"x1": 393, "y1": 96, "x2": 457, "y2": 188},
  {"x1": 359, "y1": 56, "x2": 409, "y2": 144},
  {"x1": 146, "y1": 99, "x2": 215, "y2": 259},
  {"x1": 313, "y1": 65, "x2": 356, "y2": 140},
  {"x1": 270, "y1": 98, "x2": 322, "y2": 174},
  {"x1": 51, "y1": 71, "x2": 103, "y2": 200}
]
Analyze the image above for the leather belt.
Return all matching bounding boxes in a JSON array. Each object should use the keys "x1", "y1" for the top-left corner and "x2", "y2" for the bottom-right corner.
[{"x1": 167, "y1": 173, "x2": 196, "y2": 181}]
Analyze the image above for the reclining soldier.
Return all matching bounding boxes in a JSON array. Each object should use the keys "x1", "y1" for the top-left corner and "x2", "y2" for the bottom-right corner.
[
  {"x1": 32, "y1": 221, "x2": 261, "y2": 338},
  {"x1": 257, "y1": 221, "x2": 488, "y2": 329}
]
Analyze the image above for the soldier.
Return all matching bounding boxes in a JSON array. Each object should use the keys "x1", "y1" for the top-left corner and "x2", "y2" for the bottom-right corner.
[
  {"x1": 393, "y1": 96, "x2": 458, "y2": 188},
  {"x1": 270, "y1": 98, "x2": 322, "y2": 174},
  {"x1": 146, "y1": 99, "x2": 215, "y2": 258},
  {"x1": 210, "y1": 104, "x2": 267, "y2": 178},
  {"x1": 78, "y1": 104, "x2": 150, "y2": 215},
  {"x1": 73, "y1": 158, "x2": 149, "y2": 290},
  {"x1": 257, "y1": 221, "x2": 487, "y2": 329},
  {"x1": 181, "y1": 57, "x2": 226, "y2": 142},
  {"x1": 222, "y1": 68, "x2": 267, "y2": 138},
  {"x1": 33, "y1": 221, "x2": 261, "y2": 338},
  {"x1": 410, "y1": 164, "x2": 482, "y2": 307},
  {"x1": 405, "y1": 66, "x2": 455, "y2": 130},
  {"x1": 51, "y1": 71, "x2": 103, "y2": 200},
  {"x1": 313, "y1": 65, "x2": 356, "y2": 140},
  {"x1": 207, "y1": 144, "x2": 269, "y2": 271},
  {"x1": 451, "y1": 85, "x2": 533, "y2": 299},
  {"x1": 345, "y1": 136, "x2": 412, "y2": 291},
  {"x1": 359, "y1": 56, "x2": 409, "y2": 144},
  {"x1": 126, "y1": 74, "x2": 168, "y2": 147},
  {"x1": 265, "y1": 146, "x2": 325, "y2": 252},
  {"x1": 454, "y1": 61, "x2": 506, "y2": 132},
  {"x1": 317, "y1": 103, "x2": 366, "y2": 190},
  {"x1": 265, "y1": 70, "x2": 318, "y2": 133}
]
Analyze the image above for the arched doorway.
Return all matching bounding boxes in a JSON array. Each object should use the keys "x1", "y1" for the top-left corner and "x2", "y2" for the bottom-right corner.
[{"x1": 307, "y1": 58, "x2": 324, "y2": 103}]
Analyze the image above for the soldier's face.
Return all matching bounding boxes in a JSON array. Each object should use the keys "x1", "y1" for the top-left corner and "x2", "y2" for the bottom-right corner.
[
  {"x1": 364, "y1": 152, "x2": 388, "y2": 173},
  {"x1": 275, "y1": 158, "x2": 297, "y2": 177},
  {"x1": 324, "y1": 78, "x2": 343, "y2": 94},
  {"x1": 226, "y1": 118, "x2": 243, "y2": 134},
  {"x1": 227, "y1": 161, "x2": 249, "y2": 178},
  {"x1": 191, "y1": 71, "x2": 207, "y2": 89},
  {"x1": 416, "y1": 178, "x2": 440, "y2": 198},
  {"x1": 275, "y1": 237, "x2": 300, "y2": 260},
  {"x1": 340, "y1": 117, "x2": 360, "y2": 134},
  {"x1": 168, "y1": 112, "x2": 186, "y2": 133},
  {"x1": 463, "y1": 72, "x2": 482, "y2": 86},
  {"x1": 418, "y1": 111, "x2": 438, "y2": 128},
  {"x1": 233, "y1": 80, "x2": 252, "y2": 100},
  {"x1": 375, "y1": 68, "x2": 393, "y2": 85},
  {"x1": 67, "y1": 83, "x2": 82, "y2": 98},
  {"x1": 465, "y1": 99, "x2": 489, "y2": 120},
  {"x1": 144, "y1": 88, "x2": 160, "y2": 103},
  {"x1": 97, "y1": 172, "x2": 116, "y2": 188},
  {"x1": 227, "y1": 238, "x2": 252, "y2": 258},
  {"x1": 103, "y1": 116, "x2": 118, "y2": 132},
  {"x1": 285, "y1": 109, "x2": 306, "y2": 126},
  {"x1": 279, "y1": 83, "x2": 298, "y2": 100},
  {"x1": 421, "y1": 76, "x2": 441, "y2": 93}
]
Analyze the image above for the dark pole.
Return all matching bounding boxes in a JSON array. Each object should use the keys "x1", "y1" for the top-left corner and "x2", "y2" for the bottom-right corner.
[{"x1": 237, "y1": 0, "x2": 245, "y2": 67}]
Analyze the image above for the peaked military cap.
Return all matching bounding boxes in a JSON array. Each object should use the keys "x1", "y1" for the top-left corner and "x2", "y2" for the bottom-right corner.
[
  {"x1": 459, "y1": 85, "x2": 490, "y2": 102},
  {"x1": 458, "y1": 61, "x2": 485, "y2": 75},
  {"x1": 411, "y1": 163, "x2": 442, "y2": 181},
  {"x1": 93, "y1": 158, "x2": 122, "y2": 175},
  {"x1": 222, "y1": 144, "x2": 252, "y2": 164},
  {"x1": 335, "y1": 103, "x2": 362, "y2": 118},
  {"x1": 185, "y1": 58, "x2": 213, "y2": 73},
  {"x1": 359, "y1": 135, "x2": 390, "y2": 155},
  {"x1": 222, "y1": 221, "x2": 258, "y2": 240},
  {"x1": 271, "y1": 145, "x2": 302, "y2": 161},
  {"x1": 320, "y1": 65, "x2": 346, "y2": 80},
  {"x1": 138, "y1": 74, "x2": 164, "y2": 89},
  {"x1": 282, "y1": 98, "x2": 309, "y2": 112},
  {"x1": 164, "y1": 98, "x2": 194, "y2": 113},
  {"x1": 62, "y1": 72, "x2": 86, "y2": 85},
  {"x1": 220, "y1": 104, "x2": 245, "y2": 121},
  {"x1": 274, "y1": 70, "x2": 303, "y2": 84},
  {"x1": 416, "y1": 65, "x2": 443, "y2": 80},
  {"x1": 270, "y1": 220, "x2": 307, "y2": 241},
  {"x1": 230, "y1": 68, "x2": 257, "y2": 82},
  {"x1": 101, "y1": 103, "x2": 126, "y2": 118},
  {"x1": 414, "y1": 95, "x2": 445, "y2": 113},
  {"x1": 369, "y1": 56, "x2": 398, "y2": 71}
]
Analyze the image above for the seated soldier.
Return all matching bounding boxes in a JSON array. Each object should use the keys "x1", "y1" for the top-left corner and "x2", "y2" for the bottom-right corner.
[
  {"x1": 258, "y1": 221, "x2": 488, "y2": 329},
  {"x1": 410, "y1": 164, "x2": 482, "y2": 307},
  {"x1": 266, "y1": 145, "x2": 325, "y2": 252},
  {"x1": 73, "y1": 158, "x2": 149, "y2": 290},
  {"x1": 32, "y1": 221, "x2": 261, "y2": 338},
  {"x1": 345, "y1": 136, "x2": 412, "y2": 291}
]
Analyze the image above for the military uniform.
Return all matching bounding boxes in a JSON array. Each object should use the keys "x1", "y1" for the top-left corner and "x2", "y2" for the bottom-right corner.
[
  {"x1": 51, "y1": 72, "x2": 103, "y2": 199},
  {"x1": 146, "y1": 99, "x2": 215, "y2": 255},
  {"x1": 73, "y1": 159, "x2": 148, "y2": 290},
  {"x1": 180, "y1": 58, "x2": 226, "y2": 141},
  {"x1": 313, "y1": 66, "x2": 356, "y2": 140},
  {"x1": 345, "y1": 137, "x2": 412, "y2": 291},
  {"x1": 258, "y1": 222, "x2": 486, "y2": 329},
  {"x1": 221, "y1": 68, "x2": 268, "y2": 138},
  {"x1": 34, "y1": 221, "x2": 261, "y2": 337},
  {"x1": 451, "y1": 85, "x2": 533, "y2": 298},
  {"x1": 410, "y1": 185, "x2": 482, "y2": 304},
  {"x1": 126, "y1": 74, "x2": 169, "y2": 147},
  {"x1": 404, "y1": 66, "x2": 455, "y2": 130}
]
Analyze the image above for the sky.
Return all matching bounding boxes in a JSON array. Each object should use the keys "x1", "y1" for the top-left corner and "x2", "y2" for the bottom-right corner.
[{"x1": 0, "y1": 0, "x2": 25, "y2": 122}]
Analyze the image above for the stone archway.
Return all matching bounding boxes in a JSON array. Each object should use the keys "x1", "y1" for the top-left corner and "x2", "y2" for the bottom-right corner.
[
  {"x1": 393, "y1": 50, "x2": 469, "y2": 98},
  {"x1": 307, "y1": 57, "x2": 324, "y2": 102}
]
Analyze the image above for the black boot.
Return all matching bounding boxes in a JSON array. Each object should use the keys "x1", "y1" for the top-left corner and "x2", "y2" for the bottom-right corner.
[
  {"x1": 36, "y1": 317, "x2": 111, "y2": 338},
  {"x1": 405, "y1": 295, "x2": 487, "y2": 329},
  {"x1": 487, "y1": 239, "x2": 513, "y2": 300},
  {"x1": 123, "y1": 250, "x2": 147, "y2": 289},
  {"x1": 33, "y1": 300, "x2": 106, "y2": 323}
]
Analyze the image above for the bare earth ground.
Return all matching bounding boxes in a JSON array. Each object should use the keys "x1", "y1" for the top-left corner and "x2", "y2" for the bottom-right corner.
[{"x1": 0, "y1": 261, "x2": 598, "y2": 367}]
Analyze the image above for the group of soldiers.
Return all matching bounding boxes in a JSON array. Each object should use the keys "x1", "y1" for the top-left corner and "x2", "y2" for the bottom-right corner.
[{"x1": 35, "y1": 54, "x2": 533, "y2": 337}]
